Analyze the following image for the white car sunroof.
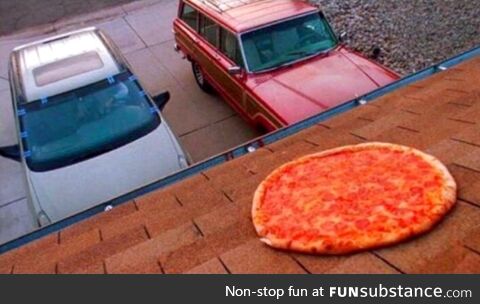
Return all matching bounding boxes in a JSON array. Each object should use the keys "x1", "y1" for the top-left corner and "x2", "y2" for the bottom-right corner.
[
  {"x1": 15, "y1": 29, "x2": 122, "y2": 102},
  {"x1": 33, "y1": 51, "x2": 104, "y2": 87}
]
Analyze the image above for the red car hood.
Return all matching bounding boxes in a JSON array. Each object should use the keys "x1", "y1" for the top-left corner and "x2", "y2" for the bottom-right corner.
[{"x1": 248, "y1": 48, "x2": 398, "y2": 125}]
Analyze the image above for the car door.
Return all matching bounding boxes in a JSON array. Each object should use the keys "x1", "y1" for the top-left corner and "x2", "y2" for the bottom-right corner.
[
  {"x1": 195, "y1": 14, "x2": 248, "y2": 119},
  {"x1": 175, "y1": 2, "x2": 199, "y2": 59}
]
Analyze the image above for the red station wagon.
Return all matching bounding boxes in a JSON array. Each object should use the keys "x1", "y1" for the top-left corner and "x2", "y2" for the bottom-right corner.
[{"x1": 174, "y1": 0, "x2": 400, "y2": 132}]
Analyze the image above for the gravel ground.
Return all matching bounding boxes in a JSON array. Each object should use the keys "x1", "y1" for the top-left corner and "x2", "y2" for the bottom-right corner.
[{"x1": 313, "y1": 0, "x2": 480, "y2": 75}]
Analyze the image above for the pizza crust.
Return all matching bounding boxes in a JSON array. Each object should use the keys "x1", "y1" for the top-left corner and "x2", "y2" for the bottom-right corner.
[{"x1": 252, "y1": 142, "x2": 457, "y2": 255}]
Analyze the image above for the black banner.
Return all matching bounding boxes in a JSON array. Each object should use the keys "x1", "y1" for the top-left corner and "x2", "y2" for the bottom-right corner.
[{"x1": 0, "y1": 275, "x2": 477, "y2": 303}]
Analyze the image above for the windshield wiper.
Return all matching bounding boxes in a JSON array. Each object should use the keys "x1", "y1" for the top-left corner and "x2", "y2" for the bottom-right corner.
[
  {"x1": 254, "y1": 48, "x2": 333, "y2": 74},
  {"x1": 255, "y1": 52, "x2": 310, "y2": 73},
  {"x1": 285, "y1": 50, "x2": 316, "y2": 57}
]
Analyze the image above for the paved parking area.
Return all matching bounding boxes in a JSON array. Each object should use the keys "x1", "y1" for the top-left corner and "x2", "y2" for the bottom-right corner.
[
  {"x1": 0, "y1": 0, "x2": 260, "y2": 244},
  {"x1": 0, "y1": 0, "x2": 139, "y2": 36}
]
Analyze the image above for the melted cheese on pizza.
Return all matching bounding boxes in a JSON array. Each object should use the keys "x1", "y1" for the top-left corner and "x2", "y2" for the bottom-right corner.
[{"x1": 255, "y1": 146, "x2": 448, "y2": 249}]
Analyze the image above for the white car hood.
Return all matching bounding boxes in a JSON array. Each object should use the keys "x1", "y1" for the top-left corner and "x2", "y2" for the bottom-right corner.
[{"x1": 27, "y1": 124, "x2": 184, "y2": 223}]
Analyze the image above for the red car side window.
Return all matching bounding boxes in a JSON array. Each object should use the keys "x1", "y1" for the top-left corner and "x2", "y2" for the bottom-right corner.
[
  {"x1": 180, "y1": 2, "x2": 198, "y2": 31},
  {"x1": 220, "y1": 29, "x2": 244, "y2": 67},
  {"x1": 199, "y1": 14, "x2": 219, "y2": 47}
]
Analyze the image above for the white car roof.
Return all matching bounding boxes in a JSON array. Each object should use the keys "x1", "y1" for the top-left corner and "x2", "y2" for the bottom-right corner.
[{"x1": 13, "y1": 28, "x2": 121, "y2": 102}]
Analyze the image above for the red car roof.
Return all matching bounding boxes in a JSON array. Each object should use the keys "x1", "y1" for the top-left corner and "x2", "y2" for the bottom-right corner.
[{"x1": 186, "y1": 0, "x2": 319, "y2": 33}]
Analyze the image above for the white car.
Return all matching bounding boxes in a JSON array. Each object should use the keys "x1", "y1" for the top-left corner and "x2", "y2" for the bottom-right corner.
[{"x1": 0, "y1": 28, "x2": 189, "y2": 226}]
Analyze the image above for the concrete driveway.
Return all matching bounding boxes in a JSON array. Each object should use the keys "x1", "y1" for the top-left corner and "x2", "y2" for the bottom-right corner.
[
  {"x1": 0, "y1": 0, "x2": 260, "y2": 244},
  {"x1": 0, "y1": 0, "x2": 141, "y2": 36}
]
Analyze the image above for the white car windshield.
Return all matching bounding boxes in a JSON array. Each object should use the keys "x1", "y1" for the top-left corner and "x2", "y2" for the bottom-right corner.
[
  {"x1": 18, "y1": 71, "x2": 160, "y2": 172},
  {"x1": 241, "y1": 12, "x2": 337, "y2": 73}
]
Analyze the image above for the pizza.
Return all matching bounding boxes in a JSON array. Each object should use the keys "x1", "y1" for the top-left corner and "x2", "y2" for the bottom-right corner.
[{"x1": 252, "y1": 142, "x2": 457, "y2": 255}]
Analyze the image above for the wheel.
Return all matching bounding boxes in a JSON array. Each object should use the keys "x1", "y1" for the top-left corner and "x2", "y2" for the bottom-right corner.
[
  {"x1": 192, "y1": 61, "x2": 214, "y2": 93},
  {"x1": 256, "y1": 122, "x2": 272, "y2": 134}
]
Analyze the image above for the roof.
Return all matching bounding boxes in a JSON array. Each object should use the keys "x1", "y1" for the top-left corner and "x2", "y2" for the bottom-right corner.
[
  {"x1": 13, "y1": 27, "x2": 120, "y2": 102},
  {"x1": 187, "y1": 0, "x2": 318, "y2": 32},
  {"x1": 201, "y1": 0, "x2": 266, "y2": 12},
  {"x1": 1, "y1": 55, "x2": 480, "y2": 274}
]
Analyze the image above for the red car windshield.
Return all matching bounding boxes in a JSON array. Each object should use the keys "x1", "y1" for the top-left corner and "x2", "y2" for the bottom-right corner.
[{"x1": 241, "y1": 12, "x2": 337, "y2": 73}]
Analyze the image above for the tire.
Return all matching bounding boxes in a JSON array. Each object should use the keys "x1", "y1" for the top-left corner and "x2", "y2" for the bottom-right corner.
[
  {"x1": 192, "y1": 61, "x2": 214, "y2": 93},
  {"x1": 256, "y1": 123, "x2": 269, "y2": 134}
]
